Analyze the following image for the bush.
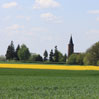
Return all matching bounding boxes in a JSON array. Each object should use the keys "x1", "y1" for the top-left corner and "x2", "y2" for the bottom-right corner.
[
  {"x1": 67, "y1": 53, "x2": 85, "y2": 65},
  {"x1": 29, "y1": 54, "x2": 43, "y2": 62},
  {"x1": 97, "y1": 61, "x2": 99, "y2": 66},
  {"x1": 76, "y1": 53, "x2": 85, "y2": 65},
  {"x1": 0, "y1": 55, "x2": 6, "y2": 61},
  {"x1": 84, "y1": 42, "x2": 99, "y2": 65},
  {"x1": 67, "y1": 54, "x2": 78, "y2": 65}
]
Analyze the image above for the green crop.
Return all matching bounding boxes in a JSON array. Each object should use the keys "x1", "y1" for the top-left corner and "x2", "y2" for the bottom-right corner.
[{"x1": 0, "y1": 68, "x2": 99, "y2": 99}]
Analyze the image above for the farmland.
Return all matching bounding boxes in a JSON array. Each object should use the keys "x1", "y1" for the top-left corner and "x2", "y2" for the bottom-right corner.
[
  {"x1": 0, "y1": 67, "x2": 99, "y2": 99},
  {"x1": 0, "y1": 64, "x2": 99, "y2": 70}
]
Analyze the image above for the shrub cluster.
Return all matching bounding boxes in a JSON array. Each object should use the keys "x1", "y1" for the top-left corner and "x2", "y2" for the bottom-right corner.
[{"x1": 67, "y1": 42, "x2": 99, "y2": 66}]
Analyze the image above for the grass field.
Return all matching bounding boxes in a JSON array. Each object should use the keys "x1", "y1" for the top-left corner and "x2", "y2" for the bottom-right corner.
[{"x1": 0, "y1": 68, "x2": 99, "y2": 99}]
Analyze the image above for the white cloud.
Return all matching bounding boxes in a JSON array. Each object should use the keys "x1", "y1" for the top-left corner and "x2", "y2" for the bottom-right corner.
[
  {"x1": 41, "y1": 13, "x2": 57, "y2": 21},
  {"x1": 33, "y1": 0, "x2": 60, "y2": 9},
  {"x1": 88, "y1": 10, "x2": 99, "y2": 14},
  {"x1": 6, "y1": 24, "x2": 24, "y2": 31},
  {"x1": 40, "y1": 12, "x2": 62, "y2": 23},
  {"x1": 2, "y1": 2, "x2": 18, "y2": 8}
]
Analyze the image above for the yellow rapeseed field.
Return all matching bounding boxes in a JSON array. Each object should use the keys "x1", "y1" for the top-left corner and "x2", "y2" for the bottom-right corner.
[{"x1": 0, "y1": 64, "x2": 99, "y2": 70}]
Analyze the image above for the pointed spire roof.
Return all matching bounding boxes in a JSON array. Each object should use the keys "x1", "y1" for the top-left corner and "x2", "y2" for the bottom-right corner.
[{"x1": 69, "y1": 35, "x2": 73, "y2": 45}]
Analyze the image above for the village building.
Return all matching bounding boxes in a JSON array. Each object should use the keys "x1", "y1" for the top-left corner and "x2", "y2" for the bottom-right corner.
[{"x1": 68, "y1": 36, "x2": 80, "y2": 57}]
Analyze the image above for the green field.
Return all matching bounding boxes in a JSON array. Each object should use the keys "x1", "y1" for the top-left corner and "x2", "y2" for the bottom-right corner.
[{"x1": 0, "y1": 68, "x2": 99, "y2": 99}]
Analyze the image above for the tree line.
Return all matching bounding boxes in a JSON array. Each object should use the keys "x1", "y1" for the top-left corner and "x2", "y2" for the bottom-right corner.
[
  {"x1": 0, "y1": 41, "x2": 99, "y2": 65},
  {"x1": 67, "y1": 41, "x2": 99, "y2": 66},
  {"x1": 5, "y1": 41, "x2": 67, "y2": 63}
]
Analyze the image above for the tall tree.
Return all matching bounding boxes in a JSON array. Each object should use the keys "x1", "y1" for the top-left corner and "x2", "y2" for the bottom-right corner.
[
  {"x1": 43, "y1": 50, "x2": 48, "y2": 61},
  {"x1": 58, "y1": 51, "x2": 66, "y2": 62},
  {"x1": 54, "y1": 46, "x2": 59, "y2": 62},
  {"x1": 18, "y1": 44, "x2": 30, "y2": 61},
  {"x1": 15, "y1": 44, "x2": 20, "y2": 60},
  {"x1": 49, "y1": 49, "x2": 54, "y2": 62},
  {"x1": 76, "y1": 53, "x2": 85, "y2": 65},
  {"x1": 63, "y1": 54, "x2": 67, "y2": 62},
  {"x1": 5, "y1": 41, "x2": 15, "y2": 60},
  {"x1": 83, "y1": 42, "x2": 99, "y2": 65}
]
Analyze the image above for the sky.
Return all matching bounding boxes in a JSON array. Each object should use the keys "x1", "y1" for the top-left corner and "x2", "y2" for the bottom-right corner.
[{"x1": 0, "y1": 0, "x2": 99, "y2": 56}]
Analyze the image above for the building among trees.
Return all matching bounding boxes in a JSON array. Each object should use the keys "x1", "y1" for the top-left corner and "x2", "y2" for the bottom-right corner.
[
  {"x1": 68, "y1": 36, "x2": 80, "y2": 57},
  {"x1": 68, "y1": 36, "x2": 74, "y2": 57}
]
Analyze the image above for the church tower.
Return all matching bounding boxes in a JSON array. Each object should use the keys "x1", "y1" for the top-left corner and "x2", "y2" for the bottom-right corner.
[{"x1": 68, "y1": 36, "x2": 74, "y2": 57}]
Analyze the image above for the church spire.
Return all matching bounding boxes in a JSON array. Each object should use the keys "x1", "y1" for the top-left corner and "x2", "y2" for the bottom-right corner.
[
  {"x1": 69, "y1": 35, "x2": 73, "y2": 45},
  {"x1": 68, "y1": 35, "x2": 74, "y2": 57}
]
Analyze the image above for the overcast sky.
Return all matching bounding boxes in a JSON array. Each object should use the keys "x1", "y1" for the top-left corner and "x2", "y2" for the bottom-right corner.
[{"x1": 0, "y1": 0, "x2": 99, "y2": 56}]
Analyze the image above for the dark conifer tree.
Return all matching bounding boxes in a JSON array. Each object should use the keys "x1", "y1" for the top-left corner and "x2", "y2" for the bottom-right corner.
[
  {"x1": 15, "y1": 44, "x2": 20, "y2": 60},
  {"x1": 43, "y1": 50, "x2": 48, "y2": 61},
  {"x1": 63, "y1": 54, "x2": 67, "y2": 62},
  {"x1": 54, "y1": 46, "x2": 59, "y2": 62},
  {"x1": 49, "y1": 49, "x2": 54, "y2": 62},
  {"x1": 5, "y1": 41, "x2": 15, "y2": 60},
  {"x1": 5, "y1": 45, "x2": 11, "y2": 60}
]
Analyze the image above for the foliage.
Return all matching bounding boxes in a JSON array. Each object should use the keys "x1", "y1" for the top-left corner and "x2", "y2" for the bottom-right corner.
[
  {"x1": 58, "y1": 51, "x2": 66, "y2": 62},
  {"x1": 35, "y1": 55, "x2": 43, "y2": 62},
  {"x1": 67, "y1": 53, "x2": 85, "y2": 65},
  {"x1": 43, "y1": 50, "x2": 48, "y2": 61},
  {"x1": 5, "y1": 42, "x2": 67, "y2": 63},
  {"x1": 76, "y1": 53, "x2": 85, "y2": 65},
  {"x1": 29, "y1": 54, "x2": 43, "y2": 62},
  {"x1": 83, "y1": 42, "x2": 99, "y2": 65},
  {"x1": 5, "y1": 41, "x2": 15, "y2": 60},
  {"x1": 63, "y1": 54, "x2": 67, "y2": 62},
  {"x1": 67, "y1": 54, "x2": 78, "y2": 65},
  {"x1": 0, "y1": 55, "x2": 6, "y2": 61},
  {"x1": 97, "y1": 61, "x2": 99, "y2": 66},
  {"x1": 18, "y1": 44, "x2": 30, "y2": 61},
  {"x1": 54, "y1": 46, "x2": 59, "y2": 62},
  {"x1": 49, "y1": 49, "x2": 54, "y2": 62},
  {"x1": 49, "y1": 47, "x2": 67, "y2": 63},
  {"x1": 15, "y1": 45, "x2": 20, "y2": 60},
  {"x1": 58, "y1": 51, "x2": 64, "y2": 62},
  {"x1": 83, "y1": 53, "x2": 91, "y2": 65}
]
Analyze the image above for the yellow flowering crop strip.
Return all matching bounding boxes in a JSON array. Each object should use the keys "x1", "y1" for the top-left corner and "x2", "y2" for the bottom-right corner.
[{"x1": 0, "y1": 64, "x2": 99, "y2": 70}]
